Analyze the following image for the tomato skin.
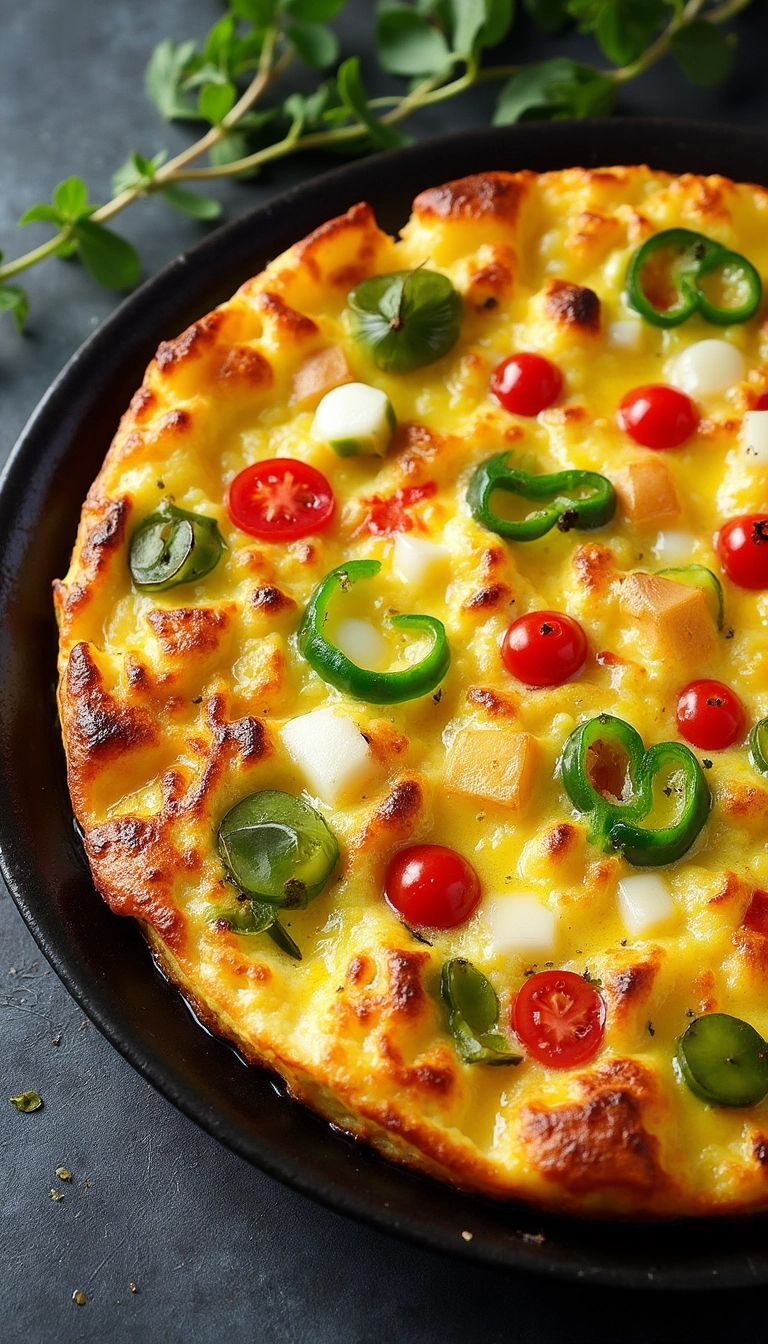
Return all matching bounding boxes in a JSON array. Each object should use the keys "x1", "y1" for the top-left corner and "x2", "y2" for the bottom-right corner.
[
  {"x1": 491, "y1": 353, "x2": 563, "y2": 417},
  {"x1": 754, "y1": 392, "x2": 768, "y2": 411},
  {"x1": 359, "y1": 482, "x2": 437, "y2": 537},
  {"x1": 501, "y1": 610, "x2": 587, "y2": 688},
  {"x1": 676, "y1": 678, "x2": 746, "y2": 750},
  {"x1": 227, "y1": 458, "x2": 334, "y2": 541},
  {"x1": 384, "y1": 844, "x2": 481, "y2": 930},
  {"x1": 512, "y1": 970, "x2": 606, "y2": 1069},
  {"x1": 717, "y1": 514, "x2": 768, "y2": 590},
  {"x1": 742, "y1": 890, "x2": 768, "y2": 936},
  {"x1": 617, "y1": 384, "x2": 698, "y2": 449}
]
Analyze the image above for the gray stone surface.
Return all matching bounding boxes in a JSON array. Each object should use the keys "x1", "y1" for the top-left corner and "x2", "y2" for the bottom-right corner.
[{"x1": 2, "y1": 2, "x2": 768, "y2": 1339}]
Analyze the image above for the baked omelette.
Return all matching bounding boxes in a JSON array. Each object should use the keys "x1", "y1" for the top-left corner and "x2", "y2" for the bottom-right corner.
[{"x1": 55, "y1": 167, "x2": 768, "y2": 1218}]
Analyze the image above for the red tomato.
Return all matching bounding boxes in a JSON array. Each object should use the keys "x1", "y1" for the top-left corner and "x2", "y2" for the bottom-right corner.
[
  {"x1": 753, "y1": 392, "x2": 768, "y2": 410},
  {"x1": 676, "y1": 678, "x2": 746, "y2": 750},
  {"x1": 228, "y1": 459, "x2": 334, "y2": 541},
  {"x1": 491, "y1": 353, "x2": 563, "y2": 417},
  {"x1": 512, "y1": 970, "x2": 606, "y2": 1069},
  {"x1": 742, "y1": 890, "x2": 768, "y2": 936},
  {"x1": 359, "y1": 482, "x2": 437, "y2": 537},
  {"x1": 717, "y1": 514, "x2": 768, "y2": 590},
  {"x1": 617, "y1": 384, "x2": 698, "y2": 449},
  {"x1": 501, "y1": 610, "x2": 587, "y2": 688},
  {"x1": 384, "y1": 844, "x2": 481, "y2": 930}
]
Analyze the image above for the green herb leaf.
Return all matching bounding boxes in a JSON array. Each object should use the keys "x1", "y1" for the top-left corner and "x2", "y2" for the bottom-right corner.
[
  {"x1": 159, "y1": 184, "x2": 223, "y2": 220},
  {"x1": 198, "y1": 81, "x2": 238, "y2": 125},
  {"x1": 477, "y1": 0, "x2": 515, "y2": 48},
  {"x1": 493, "y1": 56, "x2": 614, "y2": 122},
  {"x1": 230, "y1": 0, "x2": 278, "y2": 22},
  {"x1": 111, "y1": 150, "x2": 167, "y2": 196},
  {"x1": 376, "y1": 6, "x2": 451, "y2": 75},
  {"x1": 208, "y1": 133, "x2": 260, "y2": 176},
  {"x1": 145, "y1": 38, "x2": 201, "y2": 121},
  {"x1": 569, "y1": 0, "x2": 665, "y2": 66},
  {"x1": 447, "y1": 0, "x2": 491, "y2": 58},
  {"x1": 0, "y1": 284, "x2": 29, "y2": 331},
  {"x1": 53, "y1": 176, "x2": 90, "y2": 221},
  {"x1": 18, "y1": 203, "x2": 62, "y2": 227},
  {"x1": 73, "y1": 220, "x2": 141, "y2": 290},
  {"x1": 203, "y1": 14, "x2": 237, "y2": 68},
  {"x1": 267, "y1": 919, "x2": 302, "y2": 960},
  {"x1": 337, "y1": 56, "x2": 407, "y2": 148},
  {"x1": 523, "y1": 0, "x2": 570, "y2": 34},
  {"x1": 286, "y1": 20, "x2": 340, "y2": 69},
  {"x1": 283, "y1": 0, "x2": 346, "y2": 19},
  {"x1": 670, "y1": 20, "x2": 735, "y2": 90},
  {"x1": 10, "y1": 1090, "x2": 43, "y2": 1112}
]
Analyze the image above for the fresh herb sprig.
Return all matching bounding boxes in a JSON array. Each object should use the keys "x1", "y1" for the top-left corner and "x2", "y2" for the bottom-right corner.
[{"x1": 0, "y1": 0, "x2": 753, "y2": 330}]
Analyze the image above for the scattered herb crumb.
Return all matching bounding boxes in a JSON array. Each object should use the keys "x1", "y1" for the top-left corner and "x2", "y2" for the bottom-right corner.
[
  {"x1": 702, "y1": 759, "x2": 713, "y2": 770},
  {"x1": 647, "y1": 1021, "x2": 655, "y2": 1037},
  {"x1": 50, "y1": 1187, "x2": 64, "y2": 1201},
  {"x1": 620, "y1": 939, "x2": 627, "y2": 947},
  {"x1": 461, "y1": 1230, "x2": 473, "y2": 1242},
  {"x1": 56, "y1": 1167, "x2": 72, "y2": 1182},
  {"x1": 72, "y1": 1291, "x2": 87, "y2": 1306},
  {"x1": 10, "y1": 1090, "x2": 42, "y2": 1112},
  {"x1": 129, "y1": 1282, "x2": 138, "y2": 1294},
  {"x1": 583, "y1": 969, "x2": 603, "y2": 988},
  {"x1": 686, "y1": 1008, "x2": 696, "y2": 1019},
  {"x1": 432, "y1": 688, "x2": 442, "y2": 705}
]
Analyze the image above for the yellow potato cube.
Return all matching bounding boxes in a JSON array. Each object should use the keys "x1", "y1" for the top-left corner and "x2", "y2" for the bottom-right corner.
[
  {"x1": 444, "y1": 727, "x2": 538, "y2": 811},
  {"x1": 621, "y1": 572, "x2": 716, "y2": 662},
  {"x1": 612, "y1": 458, "x2": 680, "y2": 528},
  {"x1": 292, "y1": 345, "x2": 353, "y2": 408}
]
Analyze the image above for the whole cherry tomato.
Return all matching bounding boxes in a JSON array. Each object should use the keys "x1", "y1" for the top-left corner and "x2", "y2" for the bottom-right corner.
[
  {"x1": 618, "y1": 384, "x2": 698, "y2": 449},
  {"x1": 501, "y1": 610, "x2": 587, "y2": 688},
  {"x1": 512, "y1": 969, "x2": 606, "y2": 1069},
  {"x1": 676, "y1": 678, "x2": 746, "y2": 750},
  {"x1": 717, "y1": 514, "x2": 768, "y2": 590},
  {"x1": 228, "y1": 458, "x2": 334, "y2": 541},
  {"x1": 753, "y1": 392, "x2": 768, "y2": 410},
  {"x1": 491, "y1": 353, "x2": 563, "y2": 417},
  {"x1": 384, "y1": 844, "x2": 481, "y2": 930}
]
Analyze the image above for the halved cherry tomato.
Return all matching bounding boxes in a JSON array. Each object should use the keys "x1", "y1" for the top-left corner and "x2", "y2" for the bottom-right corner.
[
  {"x1": 512, "y1": 970, "x2": 606, "y2": 1069},
  {"x1": 618, "y1": 384, "x2": 698, "y2": 449},
  {"x1": 754, "y1": 392, "x2": 768, "y2": 410},
  {"x1": 742, "y1": 890, "x2": 768, "y2": 936},
  {"x1": 717, "y1": 514, "x2": 768, "y2": 590},
  {"x1": 384, "y1": 844, "x2": 481, "y2": 930},
  {"x1": 676, "y1": 678, "x2": 745, "y2": 750},
  {"x1": 491, "y1": 353, "x2": 563, "y2": 417},
  {"x1": 228, "y1": 458, "x2": 334, "y2": 541},
  {"x1": 501, "y1": 610, "x2": 587, "y2": 688}
]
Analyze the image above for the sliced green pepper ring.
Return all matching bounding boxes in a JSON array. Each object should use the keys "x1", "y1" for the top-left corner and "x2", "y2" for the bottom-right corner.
[
  {"x1": 218, "y1": 789, "x2": 339, "y2": 909},
  {"x1": 129, "y1": 499, "x2": 225, "y2": 592},
  {"x1": 440, "y1": 958, "x2": 522, "y2": 1066},
  {"x1": 561, "y1": 713, "x2": 711, "y2": 866},
  {"x1": 677, "y1": 1014, "x2": 768, "y2": 1107},
  {"x1": 298, "y1": 560, "x2": 450, "y2": 704},
  {"x1": 657, "y1": 564, "x2": 724, "y2": 630},
  {"x1": 627, "y1": 228, "x2": 762, "y2": 329},
  {"x1": 749, "y1": 717, "x2": 768, "y2": 777},
  {"x1": 467, "y1": 451, "x2": 616, "y2": 541}
]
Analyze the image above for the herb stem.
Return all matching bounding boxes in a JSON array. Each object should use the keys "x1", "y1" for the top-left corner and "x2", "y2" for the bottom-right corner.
[{"x1": 612, "y1": 0, "x2": 708, "y2": 83}]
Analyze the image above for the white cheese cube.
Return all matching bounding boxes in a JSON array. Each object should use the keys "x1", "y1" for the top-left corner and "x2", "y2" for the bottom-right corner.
[
  {"x1": 392, "y1": 532, "x2": 448, "y2": 586},
  {"x1": 280, "y1": 707, "x2": 376, "y2": 806},
  {"x1": 741, "y1": 410, "x2": 768, "y2": 464},
  {"x1": 652, "y1": 529, "x2": 696, "y2": 563},
  {"x1": 333, "y1": 618, "x2": 388, "y2": 670},
  {"x1": 312, "y1": 382, "x2": 395, "y2": 457},
  {"x1": 608, "y1": 319, "x2": 644, "y2": 351},
  {"x1": 486, "y1": 896, "x2": 557, "y2": 957},
  {"x1": 671, "y1": 339, "x2": 745, "y2": 398},
  {"x1": 617, "y1": 873, "x2": 675, "y2": 937}
]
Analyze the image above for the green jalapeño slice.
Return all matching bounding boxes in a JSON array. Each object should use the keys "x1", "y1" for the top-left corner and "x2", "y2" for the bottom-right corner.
[
  {"x1": 467, "y1": 451, "x2": 616, "y2": 541},
  {"x1": 298, "y1": 560, "x2": 450, "y2": 704},
  {"x1": 627, "y1": 228, "x2": 762, "y2": 328},
  {"x1": 218, "y1": 790, "x2": 339, "y2": 911},
  {"x1": 129, "y1": 499, "x2": 225, "y2": 592},
  {"x1": 347, "y1": 268, "x2": 463, "y2": 374},
  {"x1": 561, "y1": 713, "x2": 711, "y2": 866},
  {"x1": 440, "y1": 959, "x2": 522, "y2": 1066},
  {"x1": 749, "y1": 716, "x2": 768, "y2": 778},
  {"x1": 677, "y1": 1014, "x2": 768, "y2": 1107}
]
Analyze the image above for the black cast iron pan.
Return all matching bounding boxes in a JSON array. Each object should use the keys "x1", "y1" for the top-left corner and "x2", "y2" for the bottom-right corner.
[{"x1": 3, "y1": 118, "x2": 768, "y2": 1289}]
